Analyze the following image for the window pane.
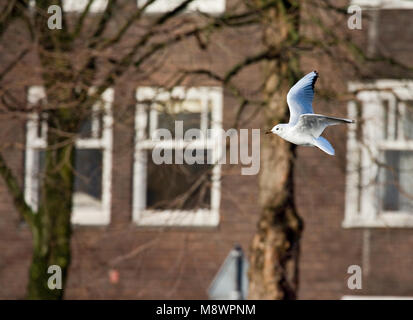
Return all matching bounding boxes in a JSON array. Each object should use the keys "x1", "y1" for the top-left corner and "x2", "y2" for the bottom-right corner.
[
  {"x1": 146, "y1": 150, "x2": 212, "y2": 210},
  {"x1": 78, "y1": 111, "x2": 102, "y2": 139},
  {"x1": 33, "y1": 150, "x2": 46, "y2": 208},
  {"x1": 380, "y1": 150, "x2": 413, "y2": 212},
  {"x1": 154, "y1": 99, "x2": 202, "y2": 139},
  {"x1": 403, "y1": 101, "x2": 413, "y2": 140},
  {"x1": 79, "y1": 117, "x2": 93, "y2": 138},
  {"x1": 74, "y1": 149, "x2": 102, "y2": 206},
  {"x1": 37, "y1": 113, "x2": 47, "y2": 139},
  {"x1": 33, "y1": 149, "x2": 103, "y2": 208},
  {"x1": 158, "y1": 112, "x2": 202, "y2": 137},
  {"x1": 382, "y1": 99, "x2": 389, "y2": 140},
  {"x1": 207, "y1": 101, "x2": 212, "y2": 129}
]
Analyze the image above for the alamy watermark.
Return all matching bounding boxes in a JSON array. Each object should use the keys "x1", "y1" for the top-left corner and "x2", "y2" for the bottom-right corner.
[
  {"x1": 46, "y1": 4, "x2": 364, "y2": 31},
  {"x1": 347, "y1": 5, "x2": 362, "y2": 30},
  {"x1": 47, "y1": 265, "x2": 62, "y2": 290},
  {"x1": 150, "y1": 121, "x2": 261, "y2": 176},
  {"x1": 47, "y1": 5, "x2": 63, "y2": 30},
  {"x1": 347, "y1": 265, "x2": 362, "y2": 290}
]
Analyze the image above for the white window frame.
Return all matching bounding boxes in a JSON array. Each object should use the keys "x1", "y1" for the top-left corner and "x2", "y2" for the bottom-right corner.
[
  {"x1": 344, "y1": 80, "x2": 413, "y2": 228},
  {"x1": 351, "y1": 0, "x2": 413, "y2": 9},
  {"x1": 137, "y1": 0, "x2": 226, "y2": 15},
  {"x1": 133, "y1": 86, "x2": 222, "y2": 227},
  {"x1": 25, "y1": 86, "x2": 114, "y2": 226},
  {"x1": 63, "y1": 0, "x2": 108, "y2": 12}
]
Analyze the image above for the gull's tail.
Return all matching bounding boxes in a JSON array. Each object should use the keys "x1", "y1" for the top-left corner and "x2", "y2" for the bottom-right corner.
[{"x1": 314, "y1": 136, "x2": 335, "y2": 156}]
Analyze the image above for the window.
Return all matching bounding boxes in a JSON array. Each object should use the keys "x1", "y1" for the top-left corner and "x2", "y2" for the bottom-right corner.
[
  {"x1": 344, "y1": 80, "x2": 413, "y2": 227},
  {"x1": 133, "y1": 86, "x2": 222, "y2": 226},
  {"x1": 137, "y1": 0, "x2": 226, "y2": 15},
  {"x1": 25, "y1": 86, "x2": 113, "y2": 225},
  {"x1": 351, "y1": 0, "x2": 413, "y2": 9}
]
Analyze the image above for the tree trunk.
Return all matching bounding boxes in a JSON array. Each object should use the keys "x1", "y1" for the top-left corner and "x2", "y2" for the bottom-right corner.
[
  {"x1": 27, "y1": 115, "x2": 76, "y2": 300},
  {"x1": 26, "y1": 1, "x2": 82, "y2": 299},
  {"x1": 248, "y1": 1, "x2": 303, "y2": 300}
]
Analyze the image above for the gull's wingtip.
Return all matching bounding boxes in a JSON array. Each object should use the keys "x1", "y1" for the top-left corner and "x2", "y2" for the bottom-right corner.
[{"x1": 310, "y1": 70, "x2": 319, "y2": 90}]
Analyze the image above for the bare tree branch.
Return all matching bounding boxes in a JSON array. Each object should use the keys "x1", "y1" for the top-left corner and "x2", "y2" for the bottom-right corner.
[{"x1": 0, "y1": 151, "x2": 35, "y2": 227}]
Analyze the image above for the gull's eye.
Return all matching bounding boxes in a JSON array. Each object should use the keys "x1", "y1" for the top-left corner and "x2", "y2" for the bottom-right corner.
[{"x1": 276, "y1": 128, "x2": 279, "y2": 131}]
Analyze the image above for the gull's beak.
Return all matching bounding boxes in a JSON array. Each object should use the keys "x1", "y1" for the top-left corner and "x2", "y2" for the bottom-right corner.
[{"x1": 265, "y1": 130, "x2": 272, "y2": 135}]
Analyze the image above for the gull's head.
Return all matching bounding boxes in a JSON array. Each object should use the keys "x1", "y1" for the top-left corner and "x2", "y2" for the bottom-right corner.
[{"x1": 266, "y1": 124, "x2": 287, "y2": 137}]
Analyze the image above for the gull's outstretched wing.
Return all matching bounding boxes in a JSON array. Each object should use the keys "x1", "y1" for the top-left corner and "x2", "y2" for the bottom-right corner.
[
  {"x1": 297, "y1": 113, "x2": 355, "y2": 138},
  {"x1": 286, "y1": 71, "x2": 318, "y2": 125}
]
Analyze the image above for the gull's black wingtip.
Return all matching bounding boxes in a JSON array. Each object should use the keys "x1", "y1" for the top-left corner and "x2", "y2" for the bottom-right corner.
[{"x1": 311, "y1": 70, "x2": 319, "y2": 90}]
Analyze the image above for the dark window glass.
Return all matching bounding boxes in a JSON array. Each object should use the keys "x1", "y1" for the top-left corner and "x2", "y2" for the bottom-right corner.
[
  {"x1": 146, "y1": 150, "x2": 212, "y2": 210},
  {"x1": 35, "y1": 150, "x2": 45, "y2": 206},
  {"x1": 74, "y1": 149, "x2": 102, "y2": 202},
  {"x1": 79, "y1": 117, "x2": 93, "y2": 138},
  {"x1": 153, "y1": 99, "x2": 202, "y2": 139},
  {"x1": 37, "y1": 113, "x2": 47, "y2": 139},
  {"x1": 158, "y1": 112, "x2": 201, "y2": 138},
  {"x1": 403, "y1": 101, "x2": 413, "y2": 140},
  {"x1": 34, "y1": 149, "x2": 102, "y2": 206},
  {"x1": 78, "y1": 110, "x2": 103, "y2": 139},
  {"x1": 382, "y1": 99, "x2": 389, "y2": 140},
  {"x1": 380, "y1": 150, "x2": 413, "y2": 212}
]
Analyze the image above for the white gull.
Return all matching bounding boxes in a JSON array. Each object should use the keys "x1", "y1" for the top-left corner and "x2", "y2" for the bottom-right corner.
[{"x1": 266, "y1": 70, "x2": 354, "y2": 156}]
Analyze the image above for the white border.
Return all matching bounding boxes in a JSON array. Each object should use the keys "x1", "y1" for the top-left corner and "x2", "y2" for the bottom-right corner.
[
  {"x1": 133, "y1": 86, "x2": 222, "y2": 227},
  {"x1": 342, "y1": 295, "x2": 413, "y2": 300},
  {"x1": 25, "y1": 86, "x2": 113, "y2": 226}
]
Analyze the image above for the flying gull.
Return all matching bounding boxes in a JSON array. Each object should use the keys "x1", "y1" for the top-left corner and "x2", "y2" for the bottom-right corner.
[{"x1": 266, "y1": 70, "x2": 354, "y2": 156}]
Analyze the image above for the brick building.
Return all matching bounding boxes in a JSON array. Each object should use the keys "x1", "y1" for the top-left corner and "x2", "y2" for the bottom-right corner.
[{"x1": 1, "y1": 0, "x2": 413, "y2": 299}]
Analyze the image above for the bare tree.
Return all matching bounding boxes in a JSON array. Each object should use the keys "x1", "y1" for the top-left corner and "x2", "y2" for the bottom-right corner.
[{"x1": 0, "y1": 0, "x2": 410, "y2": 300}]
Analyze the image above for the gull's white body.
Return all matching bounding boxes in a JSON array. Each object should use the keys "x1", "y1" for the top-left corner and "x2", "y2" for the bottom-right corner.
[
  {"x1": 269, "y1": 71, "x2": 354, "y2": 156},
  {"x1": 276, "y1": 124, "x2": 314, "y2": 146}
]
